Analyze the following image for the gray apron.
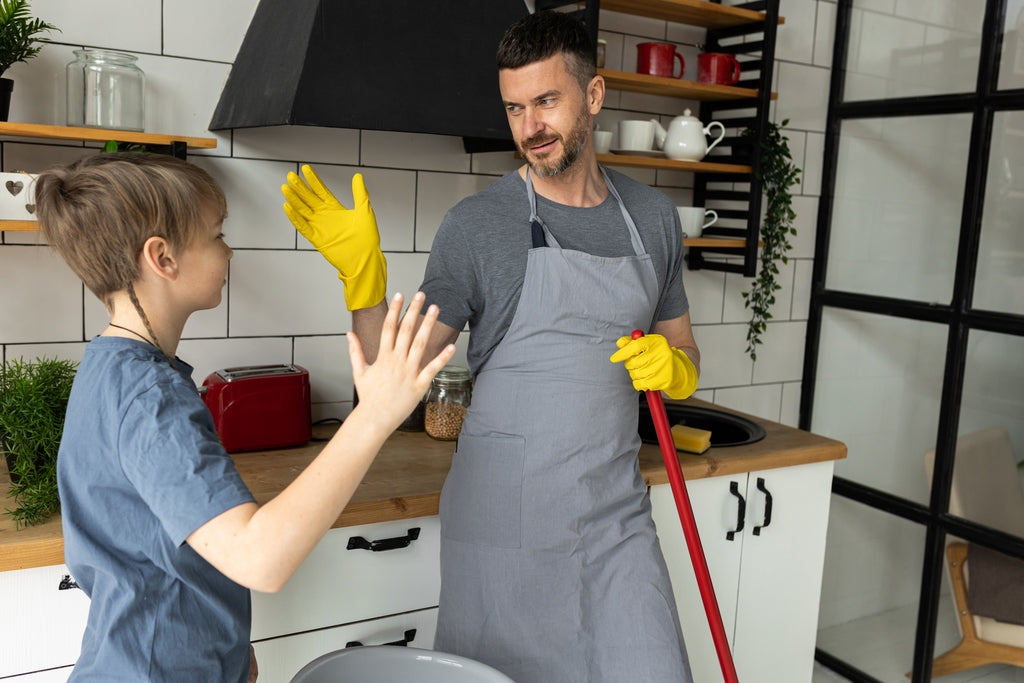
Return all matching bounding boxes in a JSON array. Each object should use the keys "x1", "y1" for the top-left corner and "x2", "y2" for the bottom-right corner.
[{"x1": 435, "y1": 168, "x2": 692, "y2": 682}]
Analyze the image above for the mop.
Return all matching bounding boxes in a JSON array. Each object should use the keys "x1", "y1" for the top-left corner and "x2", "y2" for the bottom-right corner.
[{"x1": 631, "y1": 330, "x2": 739, "y2": 683}]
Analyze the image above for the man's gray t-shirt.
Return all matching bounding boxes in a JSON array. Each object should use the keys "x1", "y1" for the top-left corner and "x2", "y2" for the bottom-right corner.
[{"x1": 420, "y1": 167, "x2": 689, "y2": 374}]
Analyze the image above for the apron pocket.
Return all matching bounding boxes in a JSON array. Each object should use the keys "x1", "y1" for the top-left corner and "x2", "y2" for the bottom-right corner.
[{"x1": 440, "y1": 433, "x2": 525, "y2": 549}]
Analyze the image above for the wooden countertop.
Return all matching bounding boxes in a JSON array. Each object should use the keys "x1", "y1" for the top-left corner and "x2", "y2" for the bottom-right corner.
[{"x1": 0, "y1": 399, "x2": 844, "y2": 572}]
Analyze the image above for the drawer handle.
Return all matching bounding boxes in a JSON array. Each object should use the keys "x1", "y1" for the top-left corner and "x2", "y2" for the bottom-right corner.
[
  {"x1": 726, "y1": 480, "x2": 745, "y2": 541},
  {"x1": 58, "y1": 574, "x2": 80, "y2": 591},
  {"x1": 347, "y1": 527, "x2": 420, "y2": 552},
  {"x1": 752, "y1": 477, "x2": 773, "y2": 536},
  {"x1": 346, "y1": 628, "x2": 417, "y2": 648}
]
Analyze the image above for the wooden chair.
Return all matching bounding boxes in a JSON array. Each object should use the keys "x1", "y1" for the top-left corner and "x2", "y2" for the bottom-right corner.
[{"x1": 923, "y1": 426, "x2": 1024, "y2": 678}]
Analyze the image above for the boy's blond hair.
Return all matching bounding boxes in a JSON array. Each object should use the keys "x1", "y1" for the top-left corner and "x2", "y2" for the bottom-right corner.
[{"x1": 35, "y1": 152, "x2": 227, "y2": 312}]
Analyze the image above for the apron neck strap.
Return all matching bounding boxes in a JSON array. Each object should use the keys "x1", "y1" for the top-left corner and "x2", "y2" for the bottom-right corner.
[{"x1": 525, "y1": 166, "x2": 646, "y2": 255}]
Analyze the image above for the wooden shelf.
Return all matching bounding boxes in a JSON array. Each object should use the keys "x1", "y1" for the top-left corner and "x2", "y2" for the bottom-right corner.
[
  {"x1": 596, "y1": 152, "x2": 750, "y2": 173},
  {"x1": 0, "y1": 121, "x2": 217, "y2": 149},
  {"x1": 686, "y1": 237, "x2": 746, "y2": 248},
  {"x1": 594, "y1": 0, "x2": 782, "y2": 276},
  {"x1": 599, "y1": 0, "x2": 782, "y2": 28},
  {"x1": 0, "y1": 220, "x2": 38, "y2": 232},
  {"x1": 0, "y1": 123, "x2": 217, "y2": 232},
  {"x1": 600, "y1": 68, "x2": 776, "y2": 101}
]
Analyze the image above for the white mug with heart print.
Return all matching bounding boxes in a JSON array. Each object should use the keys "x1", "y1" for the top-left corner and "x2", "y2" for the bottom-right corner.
[
  {"x1": 676, "y1": 206, "x2": 717, "y2": 238},
  {"x1": 0, "y1": 172, "x2": 36, "y2": 221}
]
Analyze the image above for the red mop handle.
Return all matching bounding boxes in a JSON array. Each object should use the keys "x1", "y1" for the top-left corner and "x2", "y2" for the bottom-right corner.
[{"x1": 631, "y1": 330, "x2": 739, "y2": 683}]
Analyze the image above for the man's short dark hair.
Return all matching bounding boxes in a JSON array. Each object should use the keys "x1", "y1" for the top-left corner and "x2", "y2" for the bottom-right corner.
[{"x1": 496, "y1": 11, "x2": 597, "y2": 91}]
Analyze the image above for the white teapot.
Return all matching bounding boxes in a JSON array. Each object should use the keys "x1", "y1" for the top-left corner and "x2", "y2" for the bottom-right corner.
[{"x1": 651, "y1": 110, "x2": 726, "y2": 161}]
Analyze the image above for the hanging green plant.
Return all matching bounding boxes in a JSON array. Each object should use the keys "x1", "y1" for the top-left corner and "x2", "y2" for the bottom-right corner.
[{"x1": 741, "y1": 118, "x2": 802, "y2": 362}]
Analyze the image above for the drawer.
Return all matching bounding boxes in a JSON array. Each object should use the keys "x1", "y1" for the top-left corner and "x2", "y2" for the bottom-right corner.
[
  {"x1": 0, "y1": 565, "x2": 89, "y2": 677},
  {"x1": 252, "y1": 607, "x2": 438, "y2": 683},
  {"x1": 251, "y1": 516, "x2": 441, "y2": 640}
]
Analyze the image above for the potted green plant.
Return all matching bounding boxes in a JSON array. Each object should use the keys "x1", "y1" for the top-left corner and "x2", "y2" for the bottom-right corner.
[
  {"x1": 741, "y1": 118, "x2": 802, "y2": 362},
  {"x1": 0, "y1": 356, "x2": 77, "y2": 527},
  {"x1": 0, "y1": 0, "x2": 59, "y2": 121}
]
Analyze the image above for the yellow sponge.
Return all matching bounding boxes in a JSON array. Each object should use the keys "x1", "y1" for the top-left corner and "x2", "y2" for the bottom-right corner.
[{"x1": 671, "y1": 423, "x2": 712, "y2": 454}]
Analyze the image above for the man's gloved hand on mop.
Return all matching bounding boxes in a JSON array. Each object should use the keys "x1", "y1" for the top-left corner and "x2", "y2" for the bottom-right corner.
[
  {"x1": 610, "y1": 333, "x2": 699, "y2": 399},
  {"x1": 282, "y1": 164, "x2": 387, "y2": 311}
]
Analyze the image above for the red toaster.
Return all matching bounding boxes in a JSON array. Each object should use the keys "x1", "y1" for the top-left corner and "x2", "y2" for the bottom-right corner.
[{"x1": 201, "y1": 364, "x2": 311, "y2": 453}]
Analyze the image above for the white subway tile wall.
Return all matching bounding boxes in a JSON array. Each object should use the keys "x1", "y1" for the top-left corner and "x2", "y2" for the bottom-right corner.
[{"x1": 0, "y1": 1, "x2": 836, "y2": 427}]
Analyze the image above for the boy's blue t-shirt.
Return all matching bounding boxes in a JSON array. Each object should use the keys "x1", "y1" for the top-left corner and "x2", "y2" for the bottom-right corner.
[{"x1": 58, "y1": 336, "x2": 256, "y2": 682}]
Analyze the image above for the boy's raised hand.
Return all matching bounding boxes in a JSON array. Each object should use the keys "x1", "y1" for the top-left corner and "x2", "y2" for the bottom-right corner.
[
  {"x1": 348, "y1": 292, "x2": 456, "y2": 432},
  {"x1": 282, "y1": 165, "x2": 387, "y2": 311}
]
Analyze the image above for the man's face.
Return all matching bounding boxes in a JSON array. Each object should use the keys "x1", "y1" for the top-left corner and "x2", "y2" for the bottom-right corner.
[{"x1": 499, "y1": 54, "x2": 595, "y2": 178}]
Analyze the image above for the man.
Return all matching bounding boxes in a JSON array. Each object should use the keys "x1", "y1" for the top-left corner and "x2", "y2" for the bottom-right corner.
[{"x1": 282, "y1": 11, "x2": 700, "y2": 681}]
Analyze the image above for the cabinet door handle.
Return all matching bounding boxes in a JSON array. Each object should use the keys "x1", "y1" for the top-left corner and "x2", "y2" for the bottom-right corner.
[
  {"x1": 346, "y1": 628, "x2": 417, "y2": 648},
  {"x1": 726, "y1": 480, "x2": 745, "y2": 541},
  {"x1": 752, "y1": 477, "x2": 773, "y2": 536},
  {"x1": 347, "y1": 527, "x2": 420, "y2": 552}
]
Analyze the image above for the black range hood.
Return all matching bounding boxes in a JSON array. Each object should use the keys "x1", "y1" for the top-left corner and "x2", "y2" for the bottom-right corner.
[{"x1": 210, "y1": 0, "x2": 531, "y2": 149}]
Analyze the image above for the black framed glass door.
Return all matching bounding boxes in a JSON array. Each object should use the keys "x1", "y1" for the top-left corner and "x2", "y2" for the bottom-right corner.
[{"x1": 805, "y1": 1, "x2": 1024, "y2": 681}]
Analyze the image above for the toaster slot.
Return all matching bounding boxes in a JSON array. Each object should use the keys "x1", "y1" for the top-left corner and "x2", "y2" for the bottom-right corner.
[{"x1": 217, "y1": 364, "x2": 302, "y2": 381}]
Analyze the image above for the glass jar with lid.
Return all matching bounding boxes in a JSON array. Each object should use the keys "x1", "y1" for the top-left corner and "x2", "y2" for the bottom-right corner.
[
  {"x1": 66, "y1": 49, "x2": 145, "y2": 131},
  {"x1": 423, "y1": 365, "x2": 472, "y2": 441}
]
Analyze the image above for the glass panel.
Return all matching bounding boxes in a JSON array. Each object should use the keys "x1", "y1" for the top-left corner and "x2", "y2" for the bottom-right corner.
[
  {"x1": 999, "y1": 0, "x2": 1024, "y2": 90},
  {"x1": 812, "y1": 308, "x2": 946, "y2": 505},
  {"x1": 973, "y1": 110, "x2": 1024, "y2": 315},
  {"x1": 826, "y1": 114, "x2": 970, "y2": 303},
  {"x1": 950, "y1": 330, "x2": 1024, "y2": 533},
  {"x1": 817, "y1": 497, "x2": 926, "y2": 680},
  {"x1": 929, "y1": 330, "x2": 1024, "y2": 677},
  {"x1": 844, "y1": 0, "x2": 985, "y2": 101}
]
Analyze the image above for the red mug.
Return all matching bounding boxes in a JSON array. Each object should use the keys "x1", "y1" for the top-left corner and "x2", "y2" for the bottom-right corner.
[
  {"x1": 697, "y1": 52, "x2": 741, "y2": 85},
  {"x1": 637, "y1": 42, "x2": 684, "y2": 79}
]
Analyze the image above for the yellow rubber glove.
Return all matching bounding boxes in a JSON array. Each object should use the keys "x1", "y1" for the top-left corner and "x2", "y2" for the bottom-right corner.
[
  {"x1": 610, "y1": 333, "x2": 699, "y2": 399},
  {"x1": 282, "y1": 165, "x2": 387, "y2": 311}
]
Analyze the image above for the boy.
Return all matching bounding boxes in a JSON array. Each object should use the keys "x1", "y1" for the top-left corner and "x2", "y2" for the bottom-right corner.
[{"x1": 34, "y1": 152, "x2": 455, "y2": 681}]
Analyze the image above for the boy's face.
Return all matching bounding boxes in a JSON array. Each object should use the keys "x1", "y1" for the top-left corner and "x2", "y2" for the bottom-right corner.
[
  {"x1": 500, "y1": 54, "x2": 599, "y2": 178},
  {"x1": 178, "y1": 203, "x2": 232, "y2": 312}
]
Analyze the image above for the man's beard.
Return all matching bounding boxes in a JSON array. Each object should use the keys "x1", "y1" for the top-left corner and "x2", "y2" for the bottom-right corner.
[{"x1": 519, "y1": 110, "x2": 592, "y2": 179}]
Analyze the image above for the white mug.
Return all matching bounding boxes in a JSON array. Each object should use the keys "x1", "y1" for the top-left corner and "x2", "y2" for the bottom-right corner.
[
  {"x1": 593, "y1": 130, "x2": 613, "y2": 154},
  {"x1": 618, "y1": 120, "x2": 655, "y2": 151},
  {"x1": 676, "y1": 206, "x2": 717, "y2": 238}
]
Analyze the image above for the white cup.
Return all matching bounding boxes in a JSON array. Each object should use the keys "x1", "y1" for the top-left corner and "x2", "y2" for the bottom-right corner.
[
  {"x1": 618, "y1": 120, "x2": 655, "y2": 151},
  {"x1": 593, "y1": 130, "x2": 613, "y2": 155},
  {"x1": 676, "y1": 206, "x2": 718, "y2": 238}
]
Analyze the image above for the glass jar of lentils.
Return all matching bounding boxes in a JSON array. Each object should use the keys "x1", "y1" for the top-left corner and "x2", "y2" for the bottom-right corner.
[{"x1": 423, "y1": 365, "x2": 472, "y2": 441}]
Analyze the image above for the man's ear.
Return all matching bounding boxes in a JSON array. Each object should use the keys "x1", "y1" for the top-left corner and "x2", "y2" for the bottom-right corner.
[
  {"x1": 140, "y1": 236, "x2": 178, "y2": 282},
  {"x1": 588, "y1": 74, "x2": 605, "y2": 115}
]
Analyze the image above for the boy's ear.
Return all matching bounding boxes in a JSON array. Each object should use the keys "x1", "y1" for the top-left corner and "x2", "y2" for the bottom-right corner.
[{"x1": 140, "y1": 236, "x2": 179, "y2": 281}]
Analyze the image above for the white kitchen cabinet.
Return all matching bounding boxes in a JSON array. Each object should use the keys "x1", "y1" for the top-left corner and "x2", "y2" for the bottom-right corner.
[
  {"x1": 252, "y1": 608, "x2": 438, "y2": 683},
  {"x1": 251, "y1": 516, "x2": 440, "y2": 640},
  {"x1": 0, "y1": 516, "x2": 439, "y2": 682},
  {"x1": 0, "y1": 564, "x2": 88, "y2": 679},
  {"x1": 250, "y1": 516, "x2": 441, "y2": 681},
  {"x1": 651, "y1": 459, "x2": 834, "y2": 683}
]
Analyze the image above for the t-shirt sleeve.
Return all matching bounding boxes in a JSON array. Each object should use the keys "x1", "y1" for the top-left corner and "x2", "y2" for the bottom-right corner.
[
  {"x1": 658, "y1": 203, "x2": 689, "y2": 321},
  {"x1": 420, "y1": 210, "x2": 480, "y2": 332},
  {"x1": 119, "y1": 382, "x2": 255, "y2": 546}
]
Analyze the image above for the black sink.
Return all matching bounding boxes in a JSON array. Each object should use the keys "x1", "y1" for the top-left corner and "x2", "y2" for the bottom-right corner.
[{"x1": 637, "y1": 400, "x2": 766, "y2": 449}]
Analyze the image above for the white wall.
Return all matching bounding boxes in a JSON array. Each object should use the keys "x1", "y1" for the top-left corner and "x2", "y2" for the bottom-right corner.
[{"x1": 0, "y1": 1, "x2": 833, "y2": 426}]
